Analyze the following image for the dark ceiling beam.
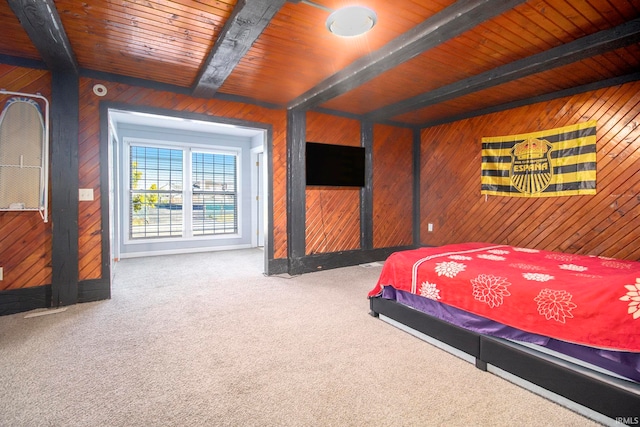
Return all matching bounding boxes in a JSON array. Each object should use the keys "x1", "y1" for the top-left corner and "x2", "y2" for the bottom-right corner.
[
  {"x1": 367, "y1": 18, "x2": 640, "y2": 122},
  {"x1": 6, "y1": 0, "x2": 78, "y2": 72},
  {"x1": 287, "y1": 0, "x2": 527, "y2": 111},
  {"x1": 192, "y1": 0, "x2": 286, "y2": 98},
  {"x1": 419, "y1": 72, "x2": 640, "y2": 129}
]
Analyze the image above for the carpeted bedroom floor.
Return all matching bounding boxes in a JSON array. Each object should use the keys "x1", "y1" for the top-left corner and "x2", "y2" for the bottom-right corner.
[{"x1": 0, "y1": 248, "x2": 600, "y2": 426}]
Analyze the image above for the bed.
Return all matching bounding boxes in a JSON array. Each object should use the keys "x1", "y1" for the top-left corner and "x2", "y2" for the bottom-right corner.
[{"x1": 368, "y1": 242, "x2": 640, "y2": 425}]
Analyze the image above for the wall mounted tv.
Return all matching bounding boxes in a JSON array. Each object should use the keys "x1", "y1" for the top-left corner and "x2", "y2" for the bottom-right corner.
[{"x1": 306, "y1": 142, "x2": 365, "y2": 187}]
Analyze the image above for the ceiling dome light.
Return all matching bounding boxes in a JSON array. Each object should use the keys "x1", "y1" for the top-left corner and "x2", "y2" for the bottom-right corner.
[{"x1": 326, "y1": 6, "x2": 377, "y2": 37}]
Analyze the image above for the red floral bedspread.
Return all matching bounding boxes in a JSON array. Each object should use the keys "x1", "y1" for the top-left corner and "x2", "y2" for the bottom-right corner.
[{"x1": 369, "y1": 242, "x2": 640, "y2": 351}]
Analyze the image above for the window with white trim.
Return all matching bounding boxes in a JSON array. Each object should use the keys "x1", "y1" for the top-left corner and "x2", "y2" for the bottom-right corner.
[
  {"x1": 191, "y1": 151, "x2": 238, "y2": 236},
  {"x1": 128, "y1": 143, "x2": 239, "y2": 240}
]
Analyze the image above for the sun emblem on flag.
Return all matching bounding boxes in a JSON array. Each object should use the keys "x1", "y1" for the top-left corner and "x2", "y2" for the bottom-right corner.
[{"x1": 510, "y1": 138, "x2": 553, "y2": 194}]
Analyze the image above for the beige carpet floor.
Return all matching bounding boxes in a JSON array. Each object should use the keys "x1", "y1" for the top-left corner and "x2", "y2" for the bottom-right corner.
[{"x1": 0, "y1": 248, "x2": 601, "y2": 426}]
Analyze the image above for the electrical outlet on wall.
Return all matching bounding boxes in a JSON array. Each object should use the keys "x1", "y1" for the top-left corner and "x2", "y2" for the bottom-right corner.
[
  {"x1": 79, "y1": 188, "x2": 94, "y2": 201},
  {"x1": 428, "y1": 223, "x2": 434, "y2": 232},
  {"x1": 0, "y1": 267, "x2": 3, "y2": 281}
]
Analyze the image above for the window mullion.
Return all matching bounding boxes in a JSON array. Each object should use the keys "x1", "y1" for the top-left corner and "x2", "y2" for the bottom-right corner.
[{"x1": 184, "y1": 148, "x2": 193, "y2": 238}]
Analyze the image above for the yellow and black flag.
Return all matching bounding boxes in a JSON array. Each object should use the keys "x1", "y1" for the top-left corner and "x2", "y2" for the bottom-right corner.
[{"x1": 481, "y1": 121, "x2": 597, "y2": 197}]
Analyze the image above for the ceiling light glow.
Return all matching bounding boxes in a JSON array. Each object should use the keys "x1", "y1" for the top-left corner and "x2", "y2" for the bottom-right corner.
[{"x1": 326, "y1": 6, "x2": 377, "y2": 37}]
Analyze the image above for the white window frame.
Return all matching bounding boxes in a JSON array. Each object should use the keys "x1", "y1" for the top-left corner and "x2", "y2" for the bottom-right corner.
[{"x1": 122, "y1": 137, "x2": 242, "y2": 246}]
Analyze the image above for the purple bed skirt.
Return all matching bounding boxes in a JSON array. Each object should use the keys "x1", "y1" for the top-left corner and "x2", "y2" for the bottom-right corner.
[{"x1": 381, "y1": 286, "x2": 640, "y2": 383}]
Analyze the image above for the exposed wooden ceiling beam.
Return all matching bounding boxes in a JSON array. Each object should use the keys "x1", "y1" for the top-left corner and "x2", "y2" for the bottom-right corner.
[
  {"x1": 367, "y1": 19, "x2": 640, "y2": 122},
  {"x1": 6, "y1": 0, "x2": 77, "y2": 72},
  {"x1": 287, "y1": 0, "x2": 527, "y2": 111},
  {"x1": 192, "y1": 0, "x2": 286, "y2": 98}
]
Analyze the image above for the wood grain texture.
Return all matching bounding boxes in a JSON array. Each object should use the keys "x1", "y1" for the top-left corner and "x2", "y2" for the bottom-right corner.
[
  {"x1": 0, "y1": 66, "x2": 52, "y2": 291},
  {"x1": 305, "y1": 111, "x2": 361, "y2": 254},
  {"x1": 321, "y1": 1, "x2": 640, "y2": 121},
  {"x1": 54, "y1": 0, "x2": 236, "y2": 87},
  {"x1": 372, "y1": 124, "x2": 413, "y2": 248},
  {"x1": 419, "y1": 79, "x2": 640, "y2": 260},
  {"x1": 0, "y1": 64, "x2": 287, "y2": 290},
  {"x1": 1, "y1": 0, "x2": 637, "y2": 125},
  {"x1": 76, "y1": 77, "x2": 289, "y2": 279},
  {"x1": 0, "y1": 0, "x2": 42, "y2": 60}
]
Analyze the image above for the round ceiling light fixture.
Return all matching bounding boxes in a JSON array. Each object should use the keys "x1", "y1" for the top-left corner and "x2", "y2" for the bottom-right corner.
[{"x1": 326, "y1": 5, "x2": 377, "y2": 37}]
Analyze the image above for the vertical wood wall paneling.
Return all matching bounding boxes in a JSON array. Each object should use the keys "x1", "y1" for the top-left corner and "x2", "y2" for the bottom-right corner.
[
  {"x1": 0, "y1": 66, "x2": 52, "y2": 292},
  {"x1": 419, "y1": 80, "x2": 640, "y2": 260},
  {"x1": 360, "y1": 120, "x2": 373, "y2": 250},
  {"x1": 372, "y1": 124, "x2": 414, "y2": 249},
  {"x1": 51, "y1": 71, "x2": 79, "y2": 306},
  {"x1": 305, "y1": 111, "x2": 361, "y2": 256},
  {"x1": 287, "y1": 108, "x2": 306, "y2": 273}
]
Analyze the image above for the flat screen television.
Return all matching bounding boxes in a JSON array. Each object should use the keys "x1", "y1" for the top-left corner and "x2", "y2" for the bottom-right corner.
[{"x1": 305, "y1": 142, "x2": 365, "y2": 187}]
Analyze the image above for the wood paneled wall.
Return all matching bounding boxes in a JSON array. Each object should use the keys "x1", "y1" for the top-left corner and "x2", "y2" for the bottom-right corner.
[
  {"x1": 6, "y1": 64, "x2": 636, "y2": 295},
  {"x1": 373, "y1": 124, "x2": 413, "y2": 248},
  {"x1": 420, "y1": 80, "x2": 640, "y2": 260},
  {"x1": 77, "y1": 77, "x2": 289, "y2": 280},
  {"x1": 305, "y1": 111, "x2": 361, "y2": 255},
  {"x1": 0, "y1": 64, "x2": 288, "y2": 292},
  {"x1": 0, "y1": 65, "x2": 52, "y2": 291}
]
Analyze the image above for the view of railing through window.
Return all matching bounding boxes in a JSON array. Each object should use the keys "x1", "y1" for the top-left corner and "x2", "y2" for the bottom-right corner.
[
  {"x1": 130, "y1": 146, "x2": 183, "y2": 238},
  {"x1": 192, "y1": 151, "x2": 238, "y2": 236},
  {"x1": 129, "y1": 145, "x2": 238, "y2": 239}
]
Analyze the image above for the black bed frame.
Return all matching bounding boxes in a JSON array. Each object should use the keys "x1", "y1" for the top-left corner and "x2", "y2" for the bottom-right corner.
[{"x1": 370, "y1": 295, "x2": 640, "y2": 424}]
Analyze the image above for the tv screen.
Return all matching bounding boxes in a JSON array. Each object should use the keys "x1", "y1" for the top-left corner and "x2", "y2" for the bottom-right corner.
[{"x1": 306, "y1": 142, "x2": 365, "y2": 187}]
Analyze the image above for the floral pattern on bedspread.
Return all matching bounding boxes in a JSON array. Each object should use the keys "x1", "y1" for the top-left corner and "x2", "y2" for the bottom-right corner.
[{"x1": 368, "y1": 242, "x2": 640, "y2": 351}]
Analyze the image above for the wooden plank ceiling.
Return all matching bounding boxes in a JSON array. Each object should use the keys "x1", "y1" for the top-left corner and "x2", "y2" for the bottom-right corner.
[{"x1": 0, "y1": 0, "x2": 638, "y2": 127}]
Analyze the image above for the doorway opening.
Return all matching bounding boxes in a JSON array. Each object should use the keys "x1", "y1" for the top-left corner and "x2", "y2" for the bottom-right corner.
[{"x1": 107, "y1": 108, "x2": 270, "y2": 274}]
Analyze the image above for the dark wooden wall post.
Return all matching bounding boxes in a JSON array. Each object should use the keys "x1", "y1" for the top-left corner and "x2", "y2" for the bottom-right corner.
[
  {"x1": 360, "y1": 120, "x2": 374, "y2": 250},
  {"x1": 286, "y1": 108, "x2": 306, "y2": 274},
  {"x1": 50, "y1": 72, "x2": 79, "y2": 307}
]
